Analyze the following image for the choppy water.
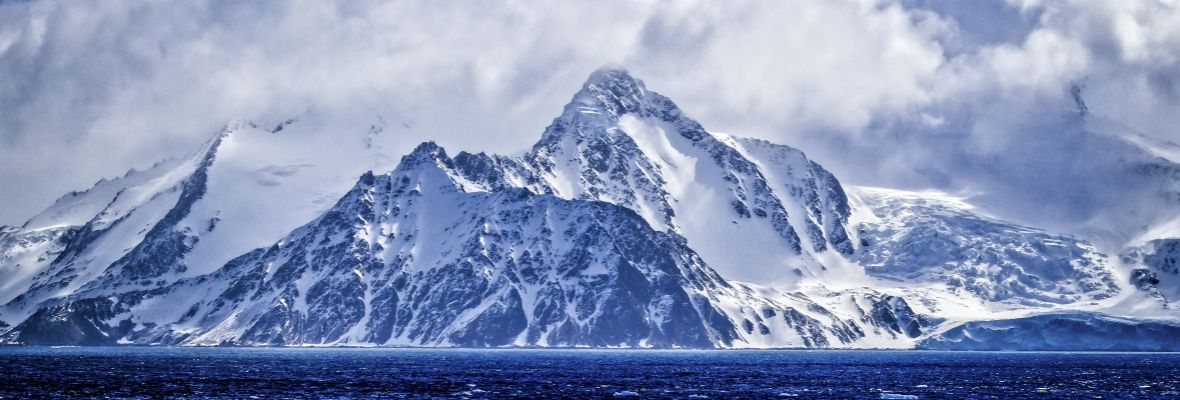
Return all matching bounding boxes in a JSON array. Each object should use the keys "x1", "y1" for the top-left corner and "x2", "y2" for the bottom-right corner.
[{"x1": 0, "y1": 347, "x2": 1177, "y2": 399}]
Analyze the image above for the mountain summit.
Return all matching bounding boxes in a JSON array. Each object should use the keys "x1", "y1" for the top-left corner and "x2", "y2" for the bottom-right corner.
[{"x1": 526, "y1": 68, "x2": 863, "y2": 285}]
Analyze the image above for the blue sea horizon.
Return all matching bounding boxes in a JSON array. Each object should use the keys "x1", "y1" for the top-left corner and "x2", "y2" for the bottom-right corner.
[{"x1": 1, "y1": 347, "x2": 1177, "y2": 398}]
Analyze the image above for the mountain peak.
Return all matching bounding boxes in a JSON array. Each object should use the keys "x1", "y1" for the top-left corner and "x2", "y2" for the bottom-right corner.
[
  {"x1": 570, "y1": 67, "x2": 650, "y2": 117},
  {"x1": 538, "y1": 66, "x2": 698, "y2": 150},
  {"x1": 407, "y1": 141, "x2": 446, "y2": 158},
  {"x1": 393, "y1": 141, "x2": 454, "y2": 174},
  {"x1": 584, "y1": 66, "x2": 640, "y2": 87},
  {"x1": 219, "y1": 119, "x2": 256, "y2": 135},
  {"x1": 537, "y1": 67, "x2": 680, "y2": 147},
  {"x1": 189, "y1": 119, "x2": 252, "y2": 164}
]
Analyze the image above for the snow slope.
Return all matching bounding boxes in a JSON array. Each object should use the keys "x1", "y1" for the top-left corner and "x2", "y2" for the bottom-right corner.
[
  {"x1": 0, "y1": 116, "x2": 392, "y2": 327},
  {"x1": 852, "y1": 186, "x2": 1120, "y2": 307}
]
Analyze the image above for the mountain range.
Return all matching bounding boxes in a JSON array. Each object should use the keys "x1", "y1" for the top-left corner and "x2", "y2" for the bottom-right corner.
[{"x1": 1, "y1": 68, "x2": 1178, "y2": 350}]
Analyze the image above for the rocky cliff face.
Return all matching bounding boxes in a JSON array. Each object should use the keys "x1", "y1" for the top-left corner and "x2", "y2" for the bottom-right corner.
[{"x1": 1124, "y1": 238, "x2": 1180, "y2": 305}]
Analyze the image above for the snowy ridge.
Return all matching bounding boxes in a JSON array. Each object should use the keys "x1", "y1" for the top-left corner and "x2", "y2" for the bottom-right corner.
[
  {"x1": 19, "y1": 158, "x2": 184, "y2": 232},
  {"x1": 0, "y1": 68, "x2": 1176, "y2": 349}
]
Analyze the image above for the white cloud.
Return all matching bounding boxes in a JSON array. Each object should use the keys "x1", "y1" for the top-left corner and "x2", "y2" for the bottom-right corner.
[{"x1": 0, "y1": 0, "x2": 1178, "y2": 244}]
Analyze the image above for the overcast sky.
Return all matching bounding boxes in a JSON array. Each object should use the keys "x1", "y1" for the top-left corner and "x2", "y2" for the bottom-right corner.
[{"x1": 2, "y1": 0, "x2": 1179, "y2": 241}]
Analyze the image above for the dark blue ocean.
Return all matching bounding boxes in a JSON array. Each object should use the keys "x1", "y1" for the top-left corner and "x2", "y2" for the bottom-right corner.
[{"x1": 0, "y1": 348, "x2": 1177, "y2": 399}]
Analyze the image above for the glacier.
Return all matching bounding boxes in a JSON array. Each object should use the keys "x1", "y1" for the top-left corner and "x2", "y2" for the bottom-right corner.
[
  {"x1": 0, "y1": 68, "x2": 1176, "y2": 349},
  {"x1": 917, "y1": 312, "x2": 1180, "y2": 351}
]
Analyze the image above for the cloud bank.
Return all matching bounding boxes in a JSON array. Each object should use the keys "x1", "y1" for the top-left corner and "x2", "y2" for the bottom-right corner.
[{"x1": 1, "y1": 0, "x2": 1178, "y2": 245}]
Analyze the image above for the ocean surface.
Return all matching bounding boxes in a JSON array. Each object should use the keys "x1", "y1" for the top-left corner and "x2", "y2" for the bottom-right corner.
[{"x1": 0, "y1": 347, "x2": 1177, "y2": 399}]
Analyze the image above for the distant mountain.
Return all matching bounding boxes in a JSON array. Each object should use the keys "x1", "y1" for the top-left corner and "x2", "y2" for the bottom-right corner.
[
  {"x1": 853, "y1": 187, "x2": 1119, "y2": 306},
  {"x1": 0, "y1": 118, "x2": 388, "y2": 331},
  {"x1": 0, "y1": 68, "x2": 1175, "y2": 349}
]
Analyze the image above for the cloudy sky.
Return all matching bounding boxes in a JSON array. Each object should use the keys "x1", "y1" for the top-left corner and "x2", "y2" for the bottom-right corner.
[{"x1": 1, "y1": 0, "x2": 1178, "y2": 243}]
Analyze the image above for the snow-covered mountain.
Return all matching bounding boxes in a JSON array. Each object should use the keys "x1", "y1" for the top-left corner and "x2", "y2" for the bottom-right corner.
[
  {"x1": 0, "y1": 116, "x2": 393, "y2": 329},
  {"x1": 487, "y1": 69, "x2": 857, "y2": 287},
  {"x1": 0, "y1": 142, "x2": 929, "y2": 348},
  {"x1": 1, "y1": 68, "x2": 1176, "y2": 349}
]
